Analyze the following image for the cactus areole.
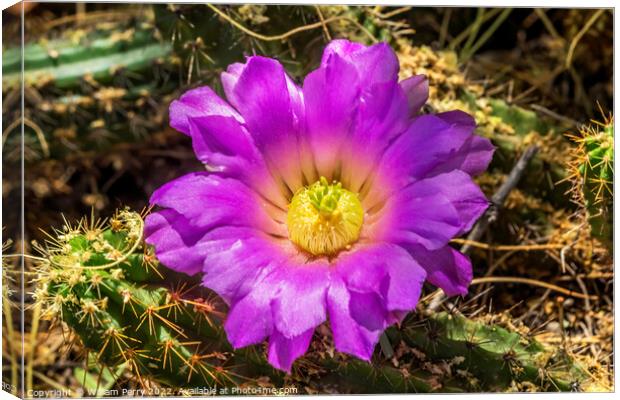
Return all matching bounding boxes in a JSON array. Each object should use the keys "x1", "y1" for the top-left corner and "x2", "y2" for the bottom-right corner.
[{"x1": 145, "y1": 40, "x2": 494, "y2": 372}]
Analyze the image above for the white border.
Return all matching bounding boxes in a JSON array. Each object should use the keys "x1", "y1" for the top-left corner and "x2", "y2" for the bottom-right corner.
[{"x1": 0, "y1": 1, "x2": 616, "y2": 399}]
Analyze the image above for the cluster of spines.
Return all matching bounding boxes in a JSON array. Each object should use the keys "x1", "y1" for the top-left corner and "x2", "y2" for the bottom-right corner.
[
  {"x1": 565, "y1": 111, "x2": 614, "y2": 246},
  {"x1": 33, "y1": 209, "x2": 236, "y2": 392}
]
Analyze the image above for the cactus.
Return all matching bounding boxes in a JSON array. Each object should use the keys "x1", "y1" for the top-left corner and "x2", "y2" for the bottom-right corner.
[
  {"x1": 2, "y1": 25, "x2": 171, "y2": 89},
  {"x1": 7, "y1": 5, "x2": 610, "y2": 394},
  {"x1": 566, "y1": 112, "x2": 614, "y2": 246},
  {"x1": 2, "y1": 17, "x2": 175, "y2": 163},
  {"x1": 33, "y1": 209, "x2": 236, "y2": 390},
  {"x1": 402, "y1": 312, "x2": 587, "y2": 392},
  {"x1": 32, "y1": 209, "x2": 589, "y2": 393}
]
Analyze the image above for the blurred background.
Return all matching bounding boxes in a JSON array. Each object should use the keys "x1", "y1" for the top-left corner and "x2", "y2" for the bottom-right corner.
[{"x1": 1, "y1": 3, "x2": 613, "y2": 395}]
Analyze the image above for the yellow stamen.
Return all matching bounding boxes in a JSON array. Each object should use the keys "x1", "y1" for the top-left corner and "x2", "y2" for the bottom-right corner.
[{"x1": 287, "y1": 177, "x2": 364, "y2": 256}]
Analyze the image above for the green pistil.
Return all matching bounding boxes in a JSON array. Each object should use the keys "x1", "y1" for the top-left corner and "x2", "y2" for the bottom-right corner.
[{"x1": 307, "y1": 177, "x2": 344, "y2": 218}]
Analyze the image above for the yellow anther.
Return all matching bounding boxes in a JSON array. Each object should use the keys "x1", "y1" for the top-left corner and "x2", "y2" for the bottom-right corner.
[{"x1": 287, "y1": 177, "x2": 364, "y2": 256}]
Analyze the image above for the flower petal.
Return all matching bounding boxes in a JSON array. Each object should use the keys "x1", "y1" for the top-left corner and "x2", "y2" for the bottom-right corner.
[
  {"x1": 340, "y1": 80, "x2": 410, "y2": 193},
  {"x1": 225, "y1": 283, "x2": 274, "y2": 348},
  {"x1": 326, "y1": 278, "x2": 381, "y2": 361},
  {"x1": 307, "y1": 41, "x2": 405, "y2": 181},
  {"x1": 327, "y1": 243, "x2": 427, "y2": 360},
  {"x1": 144, "y1": 209, "x2": 206, "y2": 276},
  {"x1": 223, "y1": 56, "x2": 305, "y2": 192},
  {"x1": 348, "y1": 290, "x2": 388, "y2": 331},
  {"x1": 187, "y1": 116, "x2": 289, "y2": 209},
  {"x1": 400, "y1": 74, "x2": 429, "y2": 116},
  {"x1": 407, "y1": 170, "x2": 489, "y2": 234},
  {"x1": 363, "y1": 110, "x2": 490, "y2": 210},
  {"x1": 368, "y1": 170, "x2": 488, "y2": 250},
  {"x1": 269, "y1": 262, "x2": 330, "y2": 338},
  {"x1": 201, "y1": 228, "x2": 283, "y2": 303},
  {"x1": 321, "y1": 40, "x2": 399, "y2": 84},
  {"x1": 319, "y1": 39, "x2": 365, "y2": 64},
  {"x1": 421, "y1": 111, "x2": 494, "y2": 177},
  {"x1": 376, "y1": 111, "x2": 475, "y2": 189},
  {"x1": 188, "y1": 115, "x2": 259, "y2": 164},
  {"x1": 381, "y1": 250, "x2": 427, "y2": 311},
  {"x1": 150, "y1": 172, "x2": 284, "y2": 236},
  {"x1": 433, "y1": 134, "x2": 495, "y2": 177},
  {"x1": 211, "y1": 235, "x2": 329, "y2": 344},
  {"x1": 368, "y1": 190, "x2": 462, "y2": 251},
  {"x1": 267, "y1": 328, "x2": 314, "y2": 373},
  {"x1": 221, "y1": 62, "x2": 244, "y2": 103},
  {"x1": 303, "y1": 52, "x2": 360, "y2": 179},
  {"x1": 169, "y1": 86, "x2": 242, "y2": 136},
  {"x1": 335, "y1": 243, "x2": 426, "y2": 311},
  {"x1": 407, "y1": 245, "x2": 473, "y2": 297}
]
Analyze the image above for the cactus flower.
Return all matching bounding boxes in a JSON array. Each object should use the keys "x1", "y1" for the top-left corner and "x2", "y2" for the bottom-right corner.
[{"x1": 145, "y1": 40, "x2": 494, "y2": 372}]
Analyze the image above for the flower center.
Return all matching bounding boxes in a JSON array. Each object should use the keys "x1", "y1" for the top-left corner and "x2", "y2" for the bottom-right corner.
[{"x1": 287, "y1": 177, "x2": 364, "y2": 256}]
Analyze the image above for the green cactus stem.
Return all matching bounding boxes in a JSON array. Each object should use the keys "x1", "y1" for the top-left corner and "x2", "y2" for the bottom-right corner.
[
  {"x1": 33, "y1": 209, "x2": 234, "y2": 389},
  {"x1": 2, "y1": 27, "x2": 171, "y2": 89},
  {"x1": 565, "y1": 113, "x2": 613, "y2": 246},
  {"x1": 402, "y1": 311, "x2": 587, "y2": 392},
  {"x1": 4, "y1": 43, "x2": 171, "y2": 89},
  {"x1": 580, "y1": 118, "x2": 613, "y2": 244},
  {"x1": 2, "y1": 18, "x2": 177, "y2": 163}
]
